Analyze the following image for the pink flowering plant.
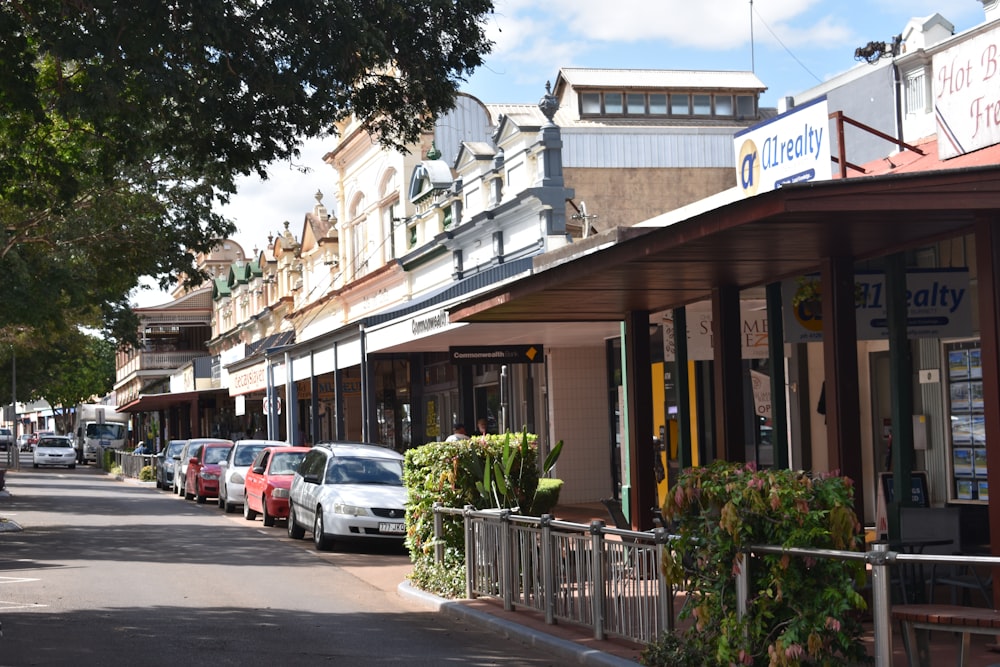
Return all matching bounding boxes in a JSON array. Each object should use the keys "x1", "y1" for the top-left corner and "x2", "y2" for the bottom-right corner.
[{"x1": 657, "y1": 461, "x2": 869, "y2": 667}]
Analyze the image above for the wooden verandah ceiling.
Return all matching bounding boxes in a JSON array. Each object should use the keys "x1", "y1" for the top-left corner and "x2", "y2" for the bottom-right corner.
[{"x1": 450, "y1": 166, "x2": 1000, "y2": 324}]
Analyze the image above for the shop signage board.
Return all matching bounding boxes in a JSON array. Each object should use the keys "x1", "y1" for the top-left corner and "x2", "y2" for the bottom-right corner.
[
  {"x1": 661, "y1": 299, "x2": 771, "y2": 361},
  {"x1": 783, "y1": 268, "x2": 972, "y2": 343},
  {"x1": 449, "y1": 345, "x2": 544, "y2": 364},
  {"x1": 733, "y1": 96, "x2": 831, "y2": 197},
  {"x1": 228, "y1": 362, "x2": 267, "y2": 396},
  {"x1": 934, "y1": 27, "x2": 1000, "y2": 159}
]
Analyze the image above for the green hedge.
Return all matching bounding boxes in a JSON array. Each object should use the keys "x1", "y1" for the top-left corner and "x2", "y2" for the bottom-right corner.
[
  {"x1": 530, "y1": 477, "x2": 563, "y2": 515},
  {"x1": 403, "y1": 432, "x2": 543, "y2": 597}
]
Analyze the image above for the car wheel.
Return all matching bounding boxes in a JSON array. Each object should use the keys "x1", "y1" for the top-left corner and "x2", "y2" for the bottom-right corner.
[
  {"x1": 243, "y1": 495, "x2": 257, "y2": 521},
  {"x1": 217, "y1": 490, "x2": 225, "y2": 509},
  {"x1": 69, "y1": 464, "x2": 76, "y2": 469},
  {"x1": 196, "y1": 491, "x2": 206, "y2": 504},
  {"x1": 287, "y1": 505, "x2": 305, "y2": 540},
  {"x1": 33, "y1": 463, "x2": 38, "y2": 468},
  {"x1": 314, "y1": 510, "x2": 333, "y2": 551},
  {"x1": 262, "y1": 498, "x2": 275, "y2": 527},
  {"x1": 184, "y1": 485, "x2": 194, "y2": 500}
]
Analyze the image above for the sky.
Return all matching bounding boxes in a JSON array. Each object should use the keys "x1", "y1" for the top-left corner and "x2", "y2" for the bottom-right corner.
[{"x1": 130, "y1": 0, "x2": 988, "y2": 307}]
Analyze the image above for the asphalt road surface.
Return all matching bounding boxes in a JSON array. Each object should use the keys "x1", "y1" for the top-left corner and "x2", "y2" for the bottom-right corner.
[{"x1": 0, "y1": 462, "x2": 563, "y2": 666}]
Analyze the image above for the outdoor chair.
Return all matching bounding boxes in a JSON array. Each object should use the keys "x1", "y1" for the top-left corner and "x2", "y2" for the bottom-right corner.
[{"x1": 897, "y1": 506, "x2": 961, "y2": 604}]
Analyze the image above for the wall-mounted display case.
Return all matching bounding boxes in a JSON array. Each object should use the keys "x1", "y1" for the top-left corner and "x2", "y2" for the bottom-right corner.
[{"x1": 945, "y1": 340, "x2": 987, "y2": 502}]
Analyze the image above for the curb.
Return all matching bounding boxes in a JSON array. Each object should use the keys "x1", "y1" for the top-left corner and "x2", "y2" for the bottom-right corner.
[{"x1": 397, "y1": 582, "x2": 640, "y2": 666}]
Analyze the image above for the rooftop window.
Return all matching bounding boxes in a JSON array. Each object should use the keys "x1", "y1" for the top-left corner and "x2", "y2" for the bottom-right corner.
[{"x1": 579, "y1": 90, "x2": 757, "y2": 120}]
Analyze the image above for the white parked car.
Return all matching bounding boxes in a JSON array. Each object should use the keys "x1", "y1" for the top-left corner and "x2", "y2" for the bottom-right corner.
[
  {"x1": 287, "y1": 442, "x2": 407, "y2": 551},
  {"x1": 218, "y1": 439, "x2": 290, "y2": 513},
  {"x1": 33, "y1": 435, "x2": 77, "y2": 469}
]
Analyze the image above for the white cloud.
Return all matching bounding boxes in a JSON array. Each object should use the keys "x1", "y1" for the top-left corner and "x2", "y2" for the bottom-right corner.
[
  {"x1": 219, "y1": 135, "x2": 333, "y2": 254},
  {"x1": 130, "y1": 135, "x2": 333, "y2": 308}
]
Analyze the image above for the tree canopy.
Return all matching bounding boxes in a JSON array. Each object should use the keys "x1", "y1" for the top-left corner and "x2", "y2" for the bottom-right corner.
[
  {"x1": 0, "y1": 328, "x2": 116, "y2": 433},
  {"x1": 0, "y1": 0, "x2": 494, "y2": 351}
]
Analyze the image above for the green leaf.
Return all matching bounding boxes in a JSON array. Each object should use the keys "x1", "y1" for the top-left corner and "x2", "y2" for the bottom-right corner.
[
  {"x1": 493, "y1": 461, "x2": 507, "y2": 496},
  {"x1": 543, "y1": 440, "x2": 564, "y2": 475}
]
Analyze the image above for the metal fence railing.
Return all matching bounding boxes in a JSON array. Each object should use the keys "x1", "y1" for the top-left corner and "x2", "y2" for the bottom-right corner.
[
  {"x1": 738, "y1": 543, "x2": 1000, "y2": 667},
  {"x1": 433, "y1": 504, "x2": 1000, "y2": 662},
  {"x1": 433, "y1": 504, "x2": 674, "y2": 645},
  {"x1": 108, "y1": 449, "x2": 157, "y2": 479}
]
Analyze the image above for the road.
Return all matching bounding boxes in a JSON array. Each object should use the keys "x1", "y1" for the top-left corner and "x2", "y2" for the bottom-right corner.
[{"x1": 0, "y1": 461, "x2": 563, "y2": 666}]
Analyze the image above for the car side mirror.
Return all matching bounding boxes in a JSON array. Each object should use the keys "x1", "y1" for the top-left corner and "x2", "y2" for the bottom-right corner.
[
  {"x1": 303, "y1": 473, "x2": 321, "y2": 485},
  {"x1": 251, "y1": 465, "x2": 265, "y2": 474},
  {"x1": 189, "y1": 456, "x2": 198, "y2": 464}
]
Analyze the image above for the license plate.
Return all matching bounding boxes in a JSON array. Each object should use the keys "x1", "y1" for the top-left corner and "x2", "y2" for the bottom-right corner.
[{"x1": 378, "y1": 522, "x2": 405, "y2": 534}]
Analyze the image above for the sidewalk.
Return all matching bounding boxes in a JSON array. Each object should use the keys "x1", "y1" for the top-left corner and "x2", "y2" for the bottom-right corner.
[
  {"x1": 342, "y1": 501, "x2": 1000, "y2": 667},
  {"x1": 341, "y1": 501, "x2": 644, "y2": 665}
]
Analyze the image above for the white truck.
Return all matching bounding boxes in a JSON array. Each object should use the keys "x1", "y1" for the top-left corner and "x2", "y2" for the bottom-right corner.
[{"x1": 74, "y1": 404, "x2": 129, "y2": 463}]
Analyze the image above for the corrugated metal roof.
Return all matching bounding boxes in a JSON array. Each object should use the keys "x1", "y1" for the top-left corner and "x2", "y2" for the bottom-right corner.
[{"x1": 556, "y1": 68, "x2": 767, "y2": 91}]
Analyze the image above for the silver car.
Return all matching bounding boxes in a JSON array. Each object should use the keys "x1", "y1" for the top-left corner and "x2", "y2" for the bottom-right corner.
[
  {"x1": 156, "y1": 440, "x2": 187, "y2": 490},
  {"x1": 287, "y1": 442, "x2": 407, "y2": 551},
  {"x1": 173, "y1": 440, "x2": 202, "y2": 497},
  {"x1": 219, "y1": 439, "x2": 290, "y2": 513},
  {"x1": 33, "y1": 435, "x2": 77, "y2": 469}
]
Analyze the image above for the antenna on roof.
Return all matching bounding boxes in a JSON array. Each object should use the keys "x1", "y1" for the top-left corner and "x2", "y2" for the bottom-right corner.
[{"x1": 749, "y1": 0, "x2": 755, "y2": 73}]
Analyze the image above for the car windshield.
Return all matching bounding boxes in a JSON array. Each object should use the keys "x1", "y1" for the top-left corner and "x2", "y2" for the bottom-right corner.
[
  {"x1": 234, "y1": 445, "x2": 267, "y2": 466},
  {"x1": 325, "y1": 457, "x2": 403, "y2": 485},
  {"x1": 86, "y1": 423, "x2": 125, "y2": 439},
  {"x1": 165, "y1": 442, "x2": 185, "y2": 457},
  {"x1": 204, "y1": 447, "x2": 232, "y2": 464},
  {"x1": 269, "y1": 451, "x2": 306, "y2": 475},
  {"x1": 39, "y1": 438, "x2": 72, "y2": 449}
]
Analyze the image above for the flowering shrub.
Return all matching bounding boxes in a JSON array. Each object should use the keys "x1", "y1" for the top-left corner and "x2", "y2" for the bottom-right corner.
[{"x1": 659, "y1": 461, "x2": 868, "y2": 667}]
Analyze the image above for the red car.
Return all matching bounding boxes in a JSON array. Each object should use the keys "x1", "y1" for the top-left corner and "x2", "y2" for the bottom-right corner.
[
  {"x1": 185, "y1": 440, "x2": 234, "y2": 504},
  {"x1": 243, "y1": 446, "x2": 310, "y2": 526}
]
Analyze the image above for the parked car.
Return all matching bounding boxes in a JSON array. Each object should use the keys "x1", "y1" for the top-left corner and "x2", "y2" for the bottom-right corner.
[
  {"x1": 28, "y1": 430, "x2": 55, "y2": 448},
  {"x1": 173, "y1": 440, "x2": 201, "y2": 497},
  {"x1": 243, "y1": 446, "x2": 310, "y2": 526},
  {"x1": 32, "y1": 435, "x2": 77, "y2": 469},
  {"x1": 218, "y1": 438, "x2": 290, "y2": 513},
  {"x1": 17, "y1": 433, "x2": 33, "y2": 452},
  {"x1": 155, "y1": 440, "x2": 187, "y2": 490},
  {"x1": 0, "y1": 427, "x2": 13, "y2": 451},
  {"x1": 185, "y1": 440, "x2": 234, "y2": 503},
  {"x1": 287, "y1": 442, "x2": 407, "y2": 551}
]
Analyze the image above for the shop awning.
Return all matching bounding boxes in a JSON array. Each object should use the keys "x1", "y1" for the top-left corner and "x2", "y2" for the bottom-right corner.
[
  {"x1": 450, "y1": 165, "x2": 1000, "y2": 324},
  {"x1": 118, "y1": 388, "x2": 227, "y2": 413}
]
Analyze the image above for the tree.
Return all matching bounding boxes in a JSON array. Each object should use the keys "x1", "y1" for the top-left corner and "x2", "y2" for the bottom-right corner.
[
  {"x1": 0, "y1": 329, "x2": 115, "y2": 434},
  {"x1": 0, "y1": 0, "x2": 494, "y2": 348}
]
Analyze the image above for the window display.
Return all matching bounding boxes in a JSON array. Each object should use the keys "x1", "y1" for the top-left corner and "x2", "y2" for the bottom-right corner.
[{"x1": 945, "y1": 340, "x2": 987, "y2": 501}]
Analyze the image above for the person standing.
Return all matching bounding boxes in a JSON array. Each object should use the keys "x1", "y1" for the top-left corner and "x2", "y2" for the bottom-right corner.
[
  {"x1": 476, "y1": 418, "x2": 489, "y2": 436},
  {"x1": 445, "y1": 423, "x2": 469, "y2": 441}
]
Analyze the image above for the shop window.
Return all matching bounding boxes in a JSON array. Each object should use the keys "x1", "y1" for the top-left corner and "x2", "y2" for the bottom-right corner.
[{"x1": 944, "y1": 340, "x2": 987, "y2": 502}]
